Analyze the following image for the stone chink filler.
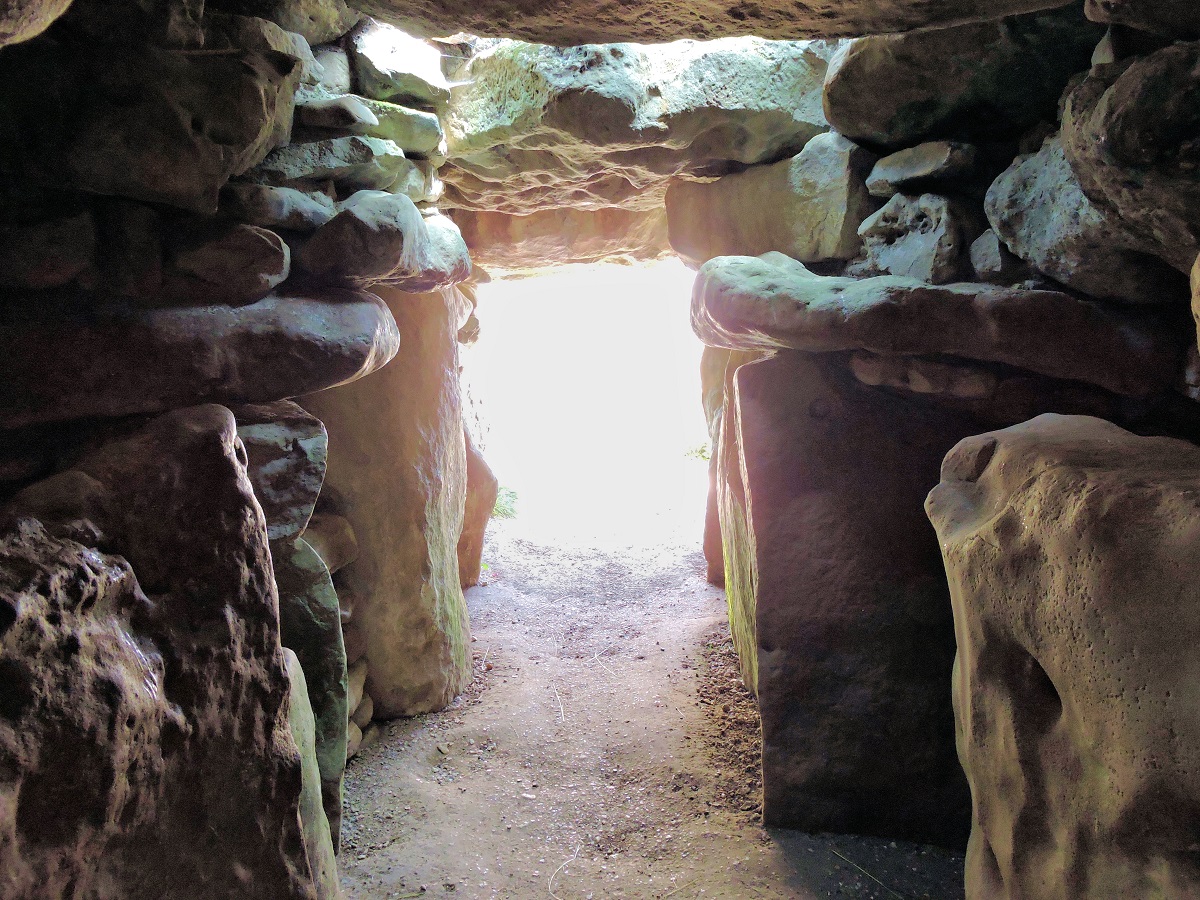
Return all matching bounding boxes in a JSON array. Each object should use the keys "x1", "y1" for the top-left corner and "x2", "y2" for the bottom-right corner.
[{"x1": 1, "y1": 0, "x2": 1200, "y2": 898}]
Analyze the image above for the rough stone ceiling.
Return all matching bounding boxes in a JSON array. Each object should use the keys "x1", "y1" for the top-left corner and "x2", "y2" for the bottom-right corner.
[{"x1": 352, "y1": 0, "x2": 1074, "y2": 43}]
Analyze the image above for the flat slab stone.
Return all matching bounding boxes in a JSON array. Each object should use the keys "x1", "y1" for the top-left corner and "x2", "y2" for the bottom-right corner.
[
  {"x1": 692, "y1": 252, "x2": 1186, "y2": 397},
  {"x1": 0, "y1": 289, "x2": 399, "y2": 428},
  {"x1": 351, "y1": 0, "x2": 1074, "y2": 46}
]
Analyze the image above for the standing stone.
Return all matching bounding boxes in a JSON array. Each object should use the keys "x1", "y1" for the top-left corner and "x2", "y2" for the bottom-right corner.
[
  {"x1": 209, "y1": 0, "x2": 362, "y2": 43},
  {"x1": 0, "y1": 211, "x2": 95, "y2": 290},
  {"x1": 233, "y1": 402, "x2": 346, "y2": 847},
  {"x1": 303, "y1": 289, "x2": 471, "y2": 717},
  {"x1": 823, "y1": 6, "x2": 1104, "y2": 149},
  {"x1": 666, "y1": 133, "x2": 878, "y2": 265},
  {"x1": 927, "y1": 414, "x2": 1200, "y2": 898},
  {"x1": 724, "y1": 351, "x2": 972, "y2": 846},
  {"x1": 0, "y1": 406, "x2": 318, "y2": 899},
  {"x1": 458, "y1": 426, "x2": 497, "y2": 589},
  {"x1": 282, "y1": 650, "x2": 339, "y2": 900}
]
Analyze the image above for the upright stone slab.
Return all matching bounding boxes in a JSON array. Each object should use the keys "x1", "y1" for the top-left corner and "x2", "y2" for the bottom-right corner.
[
  {"x1": 927, "y1": 414, "x2": 1200, "y2": 899},
  {"x1": 729, "y1": 351, "x2": 974, "y2": 847},
  {"x1": 458, "y1": 426, "x2": 497, "y2": 589},
  {"x1": 303, "y1": 289, "x2": 470, "y2": 717}
]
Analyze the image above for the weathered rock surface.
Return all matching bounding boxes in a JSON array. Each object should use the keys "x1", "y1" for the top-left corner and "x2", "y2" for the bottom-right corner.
[
  {"x1": 166, "y1": 223, "x2": 291, "y2": 306},
  {"x1": 1085, "y1": 0, "x2": 1200, "y2": 38},
  {"x1": 302, "y1": 289, "x2": 471, "y2": 718},
  {"x1": 459, "y1": 426, "x2": 497, "y2": 589},
  {"x1": 848, "y1": 192, "x2": 979, "y2": 284},
  {"x1": 0, "y1": 41, "x2": 298, "y2": 214},
  {"x1": 823, "y1": 6, "x2": 1104, "y2": 149},
  {"x1": 304, "y1": 512, "x2": 359, "y2": 574},
  {"x1": 692, "y1": 253, "x2": 1185, "y2": 396},
  {"x1": 298, "y1": 192, "x2": 471, "y2": 290},
  {"x1": 220, "y1": 183, "x2": 337, "y2": 233},
  {"x1": 0, "y1": 288, "x2": 399, "y2": 428},
  {"x1": 352, "y1": 0, "x2": 1081, "y2": 45},
  {"x1": 866, "y1": 141, "x2": 978, "y2": 198},
  {"x1": 235, "y1": 401, "x2": 327, "y2": 542},
  {"x1": 274, "y1": 538, "x2": 347, "y2": 850},
  {"x1": 723, "y1": 351, "x2": 972, "y2": 845},
  {"x1": 349, "y1": 20, "x2": 451, "y2": 108},
  {"x1": 926, "y1": 413, "x2": 1200, "y2": 898},
  {"x1": 444, "y1": 37, "x2": 840, "y2": 214},
  {"x1": 282, "y1": 650, "x2": 339, "y2": 900},
  {"x1": 0, "y1": 210, "x2": 95, "y2": 290},
  {"x1": 210, "y1": 0, "x2": 362, "y2": 43},
  {"x1": 0, "y1": 405, "x2": 317, "y2": 899},
  {"x1": 0, "y1": 0, "x2": 73, "y2": 46},
  {"x1": 969, "y1": 229, "x2": 1034, "y2": 285},
  {"x1": 1063, "y1": 45, "x2": 1200, "y2": 274},
  {"x1": 455, "y1": 206, "x2": 670, "y2": 274},
  {"x1": 666, "y1": 133, "x2": 878, "y2": 265},
  {"x1": 246, "y1": 135, "x2": 411, "y2": 193},
  {"x1": 985, "y1": 136, "x2": 1186, "y2": 304}
]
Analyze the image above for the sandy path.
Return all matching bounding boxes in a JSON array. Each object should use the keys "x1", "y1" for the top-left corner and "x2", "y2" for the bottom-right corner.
[{"x1": 339, "y1": 521, "x2": 965, "y2": 899}]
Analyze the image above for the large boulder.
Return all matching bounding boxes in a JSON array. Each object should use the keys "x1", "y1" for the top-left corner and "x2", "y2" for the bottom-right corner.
[
  {"x1": 1084, "y1": 0, "x2": 1200, "y2": 38},
  {"x1": 719, "y1": 351, "x2": 973, "y2": 845},
  {"x1": 986, "y1": 136, "x2": 1187, "y2": 304},
  {"x1": 1062, "y1": 45, "x2": 1200, "y2": 274},
  {"x1": 455, "y1": 206, "x2": 670, "y2": 274},
  {"x1": 302, "y1": 289, "x2": 471, "y2": 717},
  {"x1": 349, "y1": 20, "x2": 452, "y2": 108},
  {"x1": 208, "y1": 0, "x2": 362, "y2": 43},
  {"x1": 823, "y1": 5, "x2": 1103, "y2": 149},
  {"x1": 0, "y1": 405, "x2": 318, "y2": 899},
  {"x1": 0, "y1": 41, "x2": 298, "y2": 214},
  {"x1": 0, "y1": 288, "x2": 399, "y2": 428},
  {"x1": 296, "y1": 192, "x2": 472, "y2": 290},
  {"x1": 350, "y1": 0, "x2": 1080, "y2": 45},
  {"x1": 444, "y1": 37, "x2": 841, "y2": 214},
  {"x1": 692, "y1": 252, "x2": 1186, "y2": 397},
  {"x1": 235, "y1": 402, "x2": 328, "y2": 543},
  {"x1": 666, "y1": 133, "x2": 878, "y2": 265},
  {"x1": 926, "y1": 414, "x2": 1200, "y2": 898},
  {"x1": 0, "y1": 0, "x2": 73, "y2": 46}
]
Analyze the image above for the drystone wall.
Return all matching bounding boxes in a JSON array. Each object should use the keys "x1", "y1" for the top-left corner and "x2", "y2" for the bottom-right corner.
[{"x1": 0, "y1": 2, "x2": 482, "y2": 896}]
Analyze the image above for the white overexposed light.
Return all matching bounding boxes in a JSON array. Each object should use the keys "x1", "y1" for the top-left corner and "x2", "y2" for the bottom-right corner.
[{"x1": 463, "y1": 259, "x2": 710, "y2": 550}]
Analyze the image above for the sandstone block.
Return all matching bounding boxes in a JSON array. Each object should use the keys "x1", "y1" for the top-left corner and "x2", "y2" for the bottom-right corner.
[
  {"x1": 823, "y1": 7, "x2": 1103, "y2": 149},
  {"x1": 719, "y1": 351, "x2": 973, "y2": 845},
  {"x1": 926, "y1": 413, "x2": 1200, "y2": 898},
  {"x1": 349, "y1": 20, "x2": 451, "y2": 108},
  {"x1": 458, "y1": 426, "x2": 497, "y2": 589},
  {"x1": 985, "y1": 136, "x2": 1186, "y2": 304},
  {"x1": 692, "y1": 253, "x2": 1185, "y2": 397},
  {"x1": 666, "y1": 133, "x2": 878, "y2": 264},
  {"x1": 303, "y1": 289, "x2": 471, "y2": 717},
  {"x1": 1, "y1": 405, "x2": 319, "y2": 898},
  {"x1": 848, "y1": 192, "x2": 979, "y2": 284},
  {"x1": 220, "y1": 183, "x2": 337, "y2": 233},
  {"x1": 0, "y1": 42, "x2": 298, "y2": 214},
  {"x1": 1063, "y1": 45, "x2": 1200, "y2": 274},
  {"x1": 865, "y1": 141, "x2": 978, "y2": 198},
  {"x1": 297, "y1": 192, "x2": 471, "y2": 291},
  {"x1": 0, "y1": 289, "x2": 399, "y2": 428}
]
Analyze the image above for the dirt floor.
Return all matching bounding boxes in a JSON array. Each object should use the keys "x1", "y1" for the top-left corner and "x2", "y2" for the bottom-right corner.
[{"x1": 339, "y1": 520, "x2": 966, "y2": 900}]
